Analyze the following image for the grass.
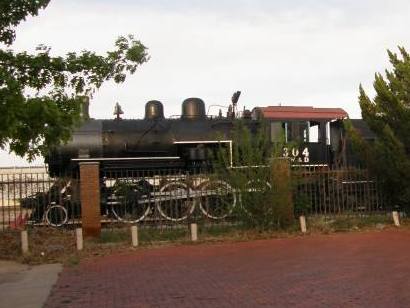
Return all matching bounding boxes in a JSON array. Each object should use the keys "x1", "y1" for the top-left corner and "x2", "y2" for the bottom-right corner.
[
  {"x1": 0, "y1": 228, "x2": 75, "y2": 265},
  {"x1": 99, "y1": 228, "x2": 130, "y2": 243},
  {"x1": 307, "y1": 213, "x2": 393, "y2": 233},
  {"x1": 199, "y1": 224, "x2": 240, "y2": 237},
  {"x1": 66, "y1": 255, "x2": 80, "y2": 267},
  {"x1": 138, "y1": 227, "x2": 189, "y2": 243},
  {"x1": 0, "y1": 213, "x2": 405, "y2": 265}
]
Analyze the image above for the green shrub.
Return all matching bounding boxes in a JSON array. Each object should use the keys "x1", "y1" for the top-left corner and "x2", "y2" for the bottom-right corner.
[{"x1": 214, "y1": 120, "x2": 294, "y2": 230}]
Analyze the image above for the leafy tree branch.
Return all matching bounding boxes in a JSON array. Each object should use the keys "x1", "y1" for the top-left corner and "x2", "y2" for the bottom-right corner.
[{"x1": 0, "y1": 0, "x2": 149, "y2": 159}]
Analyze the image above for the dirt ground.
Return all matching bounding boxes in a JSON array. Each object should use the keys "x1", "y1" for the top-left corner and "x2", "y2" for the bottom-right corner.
[{"x1": 44, "y1": 229, "x2": 410, "y2": 307}]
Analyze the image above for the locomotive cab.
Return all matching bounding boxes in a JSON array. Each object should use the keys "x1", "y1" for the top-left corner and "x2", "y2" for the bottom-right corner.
[{"x1": 252, "y1": 106, "x2": 348, "y2": 166}]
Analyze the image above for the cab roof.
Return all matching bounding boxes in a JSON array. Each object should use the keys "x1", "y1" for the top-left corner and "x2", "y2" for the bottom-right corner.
[{"x1": 252, "y1": 106, "x2": 348, "y2": 121}]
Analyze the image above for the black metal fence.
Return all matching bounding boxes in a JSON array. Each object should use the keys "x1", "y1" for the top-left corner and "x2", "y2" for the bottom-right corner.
[
  {"x1": 101, "y1": 168, "x2": 237, "y2": 229},
  {"x1": 292, "y1": 165, "x2": 387, "y2": 215},
  {"x1": 0, "y1": 171, "x2": 80, "y2": 231},
  {"x1": 0, "y1": 165, "x2": 387, "y2": 231}
]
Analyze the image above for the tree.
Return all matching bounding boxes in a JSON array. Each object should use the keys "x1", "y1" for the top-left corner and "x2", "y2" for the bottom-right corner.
[
  {"x1": 355, "y1": 47, "x2": 410, "y2": 211},
  {"x1": 0, "y1": 0, "x2": 149, "y2": 159},
  {"x1": 214, "y1": 120, "x2": 295, "y2": 230}
]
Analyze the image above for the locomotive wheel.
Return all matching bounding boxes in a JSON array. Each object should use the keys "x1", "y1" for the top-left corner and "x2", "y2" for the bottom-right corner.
[
  {"x1": 240, "y1": 180, "x2": 272, "y2": 215},
  {"x1": 156, "y1": 182, "x2": 195, "y2": 222},
  {"x1": 245, "y1": 180, "x2": 272, "y2": 192},
  {"x1": 199, "y1": 180, "x2": 236, "y2": 220},
  {"x1": 110, "y1": 192, "x2": 151, "y2": 223},
  {"x1": 45, "y1": 204, "x2": 68, "y2": 227}
]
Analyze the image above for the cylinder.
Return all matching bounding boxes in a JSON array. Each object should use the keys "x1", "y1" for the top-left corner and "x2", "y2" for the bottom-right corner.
[
  {"x1": 76, "y1": 228, "x2": 83, "y2": 251},
  {"x1": 299, "y1": 215, "x2": 307, "y2": 233},
  {"x1": 21, "y1": 230, "x2": 29, "y2": 255},
  {"x1": 190, "y1": 223, "x2": 198, "y2": 241},
  {"x1": 392, "y1": 211, "x2": 400, "y2": 227},
  {"x1": 80, "y1": 96, "x2": 90, "y2": 120},
  {"x1": 145, "y1": 100, "x2": 164, "y2": 120},
  {"x1": 181, "y1": 98, "x2": 206, "y2": 119},
  {"x1": 131, "y1": 225, "x2": 139, "y2": 247}
]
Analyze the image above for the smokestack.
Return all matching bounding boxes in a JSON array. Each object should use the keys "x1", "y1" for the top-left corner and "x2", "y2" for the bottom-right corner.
[{"x1": 79, "y1": 96, "x2": 90, "y2": 120}]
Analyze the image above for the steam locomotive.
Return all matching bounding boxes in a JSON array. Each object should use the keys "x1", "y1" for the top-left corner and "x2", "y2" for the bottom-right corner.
[
  {"x1": 27, "y1": 93, "x2": 372, "y2": 226},
  {"x1": 46, "y1": 93, "x2": 356, "y2": 176}
]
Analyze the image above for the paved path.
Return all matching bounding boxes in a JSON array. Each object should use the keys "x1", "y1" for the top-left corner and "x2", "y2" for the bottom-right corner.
[
  {"x1": 45, "y1": 230, "x2": 410, "y2": 307},
  {"x1": 0, "y1": 261, "x2": 62, "y2": 308}
]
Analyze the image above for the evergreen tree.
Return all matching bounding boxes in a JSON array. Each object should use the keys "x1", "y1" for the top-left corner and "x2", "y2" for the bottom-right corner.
[
  {"x1": 0, "y1": 0, "x2": 148, "y2": 159},
  {"x1": 357, "y1": 47, "x2": 410, "y2": 210}
]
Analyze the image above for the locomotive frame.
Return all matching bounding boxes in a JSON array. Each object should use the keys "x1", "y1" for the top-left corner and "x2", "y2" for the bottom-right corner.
[{"x1": 26, "y1": 95, "x2": 375, "y2": 227}]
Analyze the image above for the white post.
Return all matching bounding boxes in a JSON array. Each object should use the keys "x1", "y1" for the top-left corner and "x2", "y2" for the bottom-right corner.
[
  {"x1": 21, "y1": 230, "x2": 29, "y2": 255},
  {"x1": 299, "y1": 215, "x2": 307, "y2": 233},
  {"x1": 76, "y1": 228, "x2": 83, "y2": 250},
  {"x1": 392, "y1": 211, "x2": 400, "y2": 227},
  {"x1": 190, "y1": 223, "x2": 198, "y2": 242},
  {"x1": 131, "y1": 225, "x2": 138, "y2": 247}
]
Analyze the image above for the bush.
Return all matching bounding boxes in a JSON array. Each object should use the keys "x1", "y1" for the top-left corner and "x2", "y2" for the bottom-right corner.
[{"x1": 214, "y1": 120, "x2": 294, "y2": 230}]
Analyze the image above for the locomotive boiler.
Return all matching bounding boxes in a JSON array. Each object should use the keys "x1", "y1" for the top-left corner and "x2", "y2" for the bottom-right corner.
[
  {"x1": 46, "y1": 95, "x2": 351, "y2": 176},
  {"x1": 46, "y1": 97, "x2": 237, "y2": 176}
]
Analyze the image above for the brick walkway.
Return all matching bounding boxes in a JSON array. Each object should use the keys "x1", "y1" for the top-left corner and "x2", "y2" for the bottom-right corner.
[{"x1": 45, "y1": 230, "x2": 410, "y2": 307}]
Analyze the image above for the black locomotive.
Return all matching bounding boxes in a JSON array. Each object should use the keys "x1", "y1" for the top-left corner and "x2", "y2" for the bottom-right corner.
[
  {"x1": 46, "y1": 97, "x2": 237, "y2": 176},
  {"x1": 46, "y1": 93, "x2": 360, "y2": 176},
  {"x1": 27, "y1": 93, "x2": 374, "y2": 226}
]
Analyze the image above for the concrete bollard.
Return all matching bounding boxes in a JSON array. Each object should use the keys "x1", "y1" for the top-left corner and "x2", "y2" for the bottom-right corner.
[
  {"x1": 299, "y1": 215, "x2": 307, "y2": 233},
  {"x1": 392, "y1": 211, "x2": 400, "y2": 227},
  {"x1": 190, "y1": 223, "x2": 198, "y2": 242},
  {"x1": 21, "y1": 230, "x2": 29, "y2": 255},
  {"x1": 76, "y1": 228, "x2": 83, "y2": 251},
  {"x1": 131, "y1": 225, "x2": 138, "y2": 247}
]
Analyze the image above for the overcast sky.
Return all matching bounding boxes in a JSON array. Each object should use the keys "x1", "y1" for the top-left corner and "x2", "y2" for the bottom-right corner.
[{"x1": 2, "y1": 0, "x2": 410, "y2": 166}]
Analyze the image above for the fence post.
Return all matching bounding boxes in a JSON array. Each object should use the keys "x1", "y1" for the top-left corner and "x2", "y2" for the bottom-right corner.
[
  {"x1": 190, "y1": 223, "x2": 198, "y2": 241},
  {"x1": 392, "y1": 211, "x2": 400, "y2": 227},
  {"x1": 21, "y1": 230, "x2": 29, "y2": 255},
  {"x1": 79, "y1": 162, "x2": 101, "y2": 238},
  {"x1": 131, "y1": 225, "x2": 138, "y2": 247},
  {"x1": 299, "y1": 215, "x2": 307, "y2": 233},
  {"x1": 76, "y1": 228, "x2": 83, "y2": 250}
]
